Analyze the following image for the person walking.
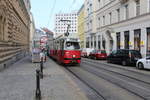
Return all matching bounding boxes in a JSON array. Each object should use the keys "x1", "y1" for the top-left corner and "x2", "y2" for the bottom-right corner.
[{"x1": 40, "y1": 49, "x2": 45, "y2": 62}]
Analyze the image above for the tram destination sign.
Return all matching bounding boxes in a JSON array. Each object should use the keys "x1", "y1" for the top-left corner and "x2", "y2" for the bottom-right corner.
[{"x1": 66, "y1": 38, "x2": 79, "y2": 42}]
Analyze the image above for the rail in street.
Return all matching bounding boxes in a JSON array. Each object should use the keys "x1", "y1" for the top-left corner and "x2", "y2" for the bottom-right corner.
[{"x1": 62, "y1": 58, "x2": 150, "y2": 100}]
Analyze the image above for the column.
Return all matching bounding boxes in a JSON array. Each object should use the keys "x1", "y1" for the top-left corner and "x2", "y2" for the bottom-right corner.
[
  {"x1": 89, "y1": 35, "x2": 91, "y2": 48},
  {"x1": 129, "y1": 30, "x2": 134, "y2": 49},
  {"x1": 141, "y1": 27, "x2": 147, "y2": 57},
  {"x1": 120, "y1": 31, "x2": 124, "y2": 49},
  {"x1": 111, "y1": 32, "x2": 116, "y2": 51}
]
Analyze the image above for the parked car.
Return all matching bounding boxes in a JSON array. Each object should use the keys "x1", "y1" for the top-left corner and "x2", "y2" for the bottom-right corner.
[
  {"x1": 89, "y1": 50, "x2": 107, "y2": 60},
  {"x1": 107, "y1": 49, "x2": 142, "y2": 66},
  {"x1": 81, "y1": 48, "x2": 94, "y2": 57},
  {"x1": 136, "y1": 56, "x2": 150, "y2": 69}
]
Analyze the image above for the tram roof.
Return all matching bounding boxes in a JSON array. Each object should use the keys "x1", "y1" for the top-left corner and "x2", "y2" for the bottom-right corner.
[{"x1": 55, "y1": 36, "x2": 79, "y2": 42}]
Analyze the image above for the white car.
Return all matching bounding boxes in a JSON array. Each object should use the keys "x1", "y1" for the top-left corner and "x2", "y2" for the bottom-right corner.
[
  {"x1": 136, "y1": 56, "x2": 150, "y2": 69},
  {"x1": 81, "y1": 48, "x2": 94, "y2": 57}
]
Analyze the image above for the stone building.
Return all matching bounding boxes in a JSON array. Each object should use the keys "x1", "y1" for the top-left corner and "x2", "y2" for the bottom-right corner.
[
  {"x1": 0, "y1": 0, "x2": 31, "y2": 68},
  {"x1": 29, "y1": 12, "x2": 35, "y2": 53},
  {"x1": 84, "y1": 0, "x2": 150, "y2": 57}
]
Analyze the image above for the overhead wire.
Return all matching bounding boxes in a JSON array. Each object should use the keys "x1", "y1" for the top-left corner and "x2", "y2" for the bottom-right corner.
[
  {"x1": 47, "y1": 0, "x2": 56, "y2": 28},
  {"x1": 69, "y1": 0, "x2": 76, "y2": 11}
]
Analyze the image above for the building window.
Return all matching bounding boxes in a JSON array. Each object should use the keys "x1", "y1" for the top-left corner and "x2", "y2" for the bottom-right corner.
[
  {"x1": 134, "y1": 29, "x2": 141, "y2": 51},
  {"x1": 103, "y1": 16, "x2": 105, "y2": 26},
  {"x1": 86, "y1": 37, "x2": 89, "y2": 48},
  {"x1": 102, "y1": 36, "x2": 106, "y2": 49},
  {"x1": 94, "y1": 36, "x2": 96, "y2": 48},
  {"x1": 136, "y1": 0, "x2": 140, "y2": 16},
  {"x1": 90, "y1": 20, "x2": 92, "y2": 30},
  {"x1": 117, "y1": 9, "x2": 120, "y2": 22},
  {"x1": 87, "y1": 8, "x2": 89, "y2": 15},
  {"x1": 91, "y1": 36, "x2": 93, "y2": 48},
  {"x1": 124, "y1": 31, "x2": 129, "y2": 49},
  {"x1": 125, "y1": 5, "x2": 129, "y2": 19},
  {"x1": 109, "y1": 12, "x2": 112, "y2": 24},
  {"x1": 98, "y1": 17, "x2": 100, "y2": 27},
  {"x1": 147, "y1": 28, "x2": 150, "y2": 55},
  {"x1": 116, "y1": 32, "x2": 120, "y2": 49},
  {"x1": 98, "y1": 0, "x2": 101, "y2": 8},
  {"x1": 98, "y1": 35, "x2": 101, "y2": 49},
  {"x1": 87, "y1": 23, "x2": 89, "y2": 30},
  {"x1": 90, "y1": 4, "x2": 92, "y2": 13}
]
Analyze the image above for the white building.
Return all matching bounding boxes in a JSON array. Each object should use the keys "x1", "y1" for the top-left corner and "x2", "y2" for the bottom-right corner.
[
  {"x1": 55, "y1": 13, "x2": 78, "y2": 38},
  {"x1": 84, "y1": 0, "x2": 150, "y2": 57}
]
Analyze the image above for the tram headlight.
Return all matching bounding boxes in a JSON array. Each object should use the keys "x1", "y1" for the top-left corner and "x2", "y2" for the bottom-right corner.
[{"x1": 73, "y1": 55, "x2": 76, "y2": 58}]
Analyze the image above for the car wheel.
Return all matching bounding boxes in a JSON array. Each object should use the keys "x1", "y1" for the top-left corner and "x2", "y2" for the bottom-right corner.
[
  {"x1": 138, "y1": 62, "x2": 144, "y2": 69},
  {"x1": 94, "y1": 57, "x2": 97, "y2": 60},
  {"x1": 122, "y1": 60, "x2": 127, "y2": 66}
]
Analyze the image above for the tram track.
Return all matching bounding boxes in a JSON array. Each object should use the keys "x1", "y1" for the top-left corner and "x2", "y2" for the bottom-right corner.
[
  {"x1": 80, "y1": 60, "x2": 150, "y2": 100},
  {"x1": 82, "y1": 58, "x2": 150, "y2": 84},
  {"x1": 65, "y1": 66, "x2": 147, "y2": 100},
  {"x1": 65, "y1": 67, "x2": 107, "y2": 100}
]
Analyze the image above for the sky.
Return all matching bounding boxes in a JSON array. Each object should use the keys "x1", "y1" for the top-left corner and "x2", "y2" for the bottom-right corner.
[{"x1": 30, "y1": 0, "x2": 84, "y2": 32}]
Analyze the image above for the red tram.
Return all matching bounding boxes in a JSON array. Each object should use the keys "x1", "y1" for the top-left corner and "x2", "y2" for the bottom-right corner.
[{"x1": 48, "y1": 35, "x2": 81, "y2": 65}]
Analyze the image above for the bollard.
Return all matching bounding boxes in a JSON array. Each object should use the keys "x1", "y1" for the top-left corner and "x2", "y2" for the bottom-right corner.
[
  {"x1": 35, "y1": 69, "x2": 41, "y2": 100},
  {"x1": 40, "y1": 59, "x2": 43, "y2": 79}
]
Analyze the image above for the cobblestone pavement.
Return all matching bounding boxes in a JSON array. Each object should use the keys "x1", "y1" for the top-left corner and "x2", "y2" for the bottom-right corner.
[{"x1": 0, "y1": 56, "x2": 88, "y2": 100}]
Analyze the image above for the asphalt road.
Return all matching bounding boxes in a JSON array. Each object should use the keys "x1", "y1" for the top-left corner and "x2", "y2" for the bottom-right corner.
[{"x1": 62, "y1": 58, "x2": 150, "y2": 100}]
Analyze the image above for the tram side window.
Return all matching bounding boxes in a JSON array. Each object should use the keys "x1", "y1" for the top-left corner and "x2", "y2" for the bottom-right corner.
[{"x1": 66, "y1": 42, "x2": 80, "y2": 50}]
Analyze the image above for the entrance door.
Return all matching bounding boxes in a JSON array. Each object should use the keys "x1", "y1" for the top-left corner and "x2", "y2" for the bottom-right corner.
[
  {"x1": 134, "y1": 29, "x2": 141, "y2": 51},
  {"x1": 147, "y1": 28, "x2": 150, "y2": 56},
  {"x1": 116, "y1": 32, "x2": 120, "y2": 49}
]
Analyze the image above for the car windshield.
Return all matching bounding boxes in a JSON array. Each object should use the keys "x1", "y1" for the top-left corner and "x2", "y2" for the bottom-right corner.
[{"x1": 65, "y1": 42, "x2": 80, "y2": 50}]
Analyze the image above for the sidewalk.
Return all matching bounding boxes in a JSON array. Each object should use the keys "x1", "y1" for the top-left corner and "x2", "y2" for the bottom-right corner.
[{"x1": 0, "y1": 56, "x2": 88, "y2": 100}]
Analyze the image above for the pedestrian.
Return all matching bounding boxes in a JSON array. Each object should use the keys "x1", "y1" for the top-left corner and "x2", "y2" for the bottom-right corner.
[
  {"x1": 44, "y1": 49, "x2": 47, "y2": 62},
  {"x1": 40, "y1": 49, "x2": 45, "y2": 63}
]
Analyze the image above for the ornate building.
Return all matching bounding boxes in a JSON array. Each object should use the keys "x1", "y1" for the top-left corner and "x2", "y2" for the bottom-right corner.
[
  {"x1": 84, "y1": 0, "x2": 150, "y2": 57},
  {"x1": 0, "y1": 0, "x2": 31, "y2": 68}
]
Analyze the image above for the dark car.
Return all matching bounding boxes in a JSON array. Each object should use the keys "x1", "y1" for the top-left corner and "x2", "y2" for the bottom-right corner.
[
  {"x1": 107, "y1": 49, "x2": 142, "y2": 66},
  {"x1": 89, "y1": 50, "x2": 107, "y2": 60}
]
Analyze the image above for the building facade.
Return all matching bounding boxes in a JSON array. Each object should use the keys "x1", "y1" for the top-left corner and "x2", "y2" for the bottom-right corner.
[
  {"x1": 55, "y1": 12, "x2": 78, "y2": 38},
  {"x1": 30, "y1": 12, "x2": 35, "y2": 53},
  {"x1": 78, "y1": 5, "x2": 85, "y2": 48},
  {"x1": 84, "y1": 0, "x2": 97, "y2": 49},
  {"x1": 0, "y1": 0, "x2": 31, "y2": 67},
  {"x1": 84, "y1": 0, "x2": 150, "y2": 57}
]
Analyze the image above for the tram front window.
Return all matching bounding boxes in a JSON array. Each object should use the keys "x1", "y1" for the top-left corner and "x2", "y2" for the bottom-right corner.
[{"x1": 66, "y1": 42, "x2": 80, "y2": 50}]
